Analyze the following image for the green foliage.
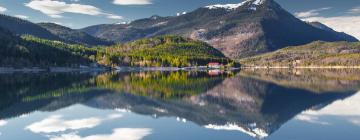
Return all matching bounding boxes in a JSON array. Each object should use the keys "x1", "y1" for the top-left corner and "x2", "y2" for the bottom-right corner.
[
  {"x1": 96, "y1": 35, "x2": 233, "y2": 67},
  {"x1": 240, "y1": 41, "x2": 360, "y2": 67},
  {"x1": 0, "y1": 35, "x2": 98, "y2": 67},
  {"x1": 0, "y1": 32, "x2": 232, "y2": 68}
]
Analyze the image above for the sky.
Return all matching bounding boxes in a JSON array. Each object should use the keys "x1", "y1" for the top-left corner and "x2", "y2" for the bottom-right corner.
[{"x1": 0, "y1": 0, "x2": 359, "y2": 39}]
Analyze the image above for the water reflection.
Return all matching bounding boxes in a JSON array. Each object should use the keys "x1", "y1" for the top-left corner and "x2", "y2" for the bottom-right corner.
[{"x1": 0, "y1": 69, "x2": 360, "y2": 140}]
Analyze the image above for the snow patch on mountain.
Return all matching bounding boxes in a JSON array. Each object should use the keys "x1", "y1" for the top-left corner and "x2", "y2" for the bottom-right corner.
[
  {"x1": 253, "y1": 0, "x2": 266, "y2": 5},
  {"x1": 205, "y1": 0, "x2": 265, "y2": 10},
  {"x1": 204, "y1": 123, "x2": 269, "y2": 139}
]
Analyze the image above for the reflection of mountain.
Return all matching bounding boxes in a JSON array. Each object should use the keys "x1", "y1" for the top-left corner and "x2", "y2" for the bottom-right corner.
[
  {"x1": 0, "y1": 70, "x2": 358, "y2": 139},
  {"x1": 0, "y1": 71, "x2": 227, "y2": 119},
  {"x1": 0, "y1": 72, "x2": 105, "y2": 119},
  {"x1": 239, "y1": 68, "x2": 360, "y2": 93},
  {"x1": 84, "y1": 74, "x2": 354, "y2": 139}
]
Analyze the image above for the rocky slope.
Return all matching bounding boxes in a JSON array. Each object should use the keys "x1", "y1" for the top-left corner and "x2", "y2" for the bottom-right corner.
[{"x1": 81, "y1": 0, "x2": 358, "y2": 60}]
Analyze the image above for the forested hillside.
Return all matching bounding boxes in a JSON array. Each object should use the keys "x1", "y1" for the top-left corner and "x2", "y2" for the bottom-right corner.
[
  {"x1": 96, "y1": 35, "x2": 235, "y2": 67},
  {"x1": 240, "y1": 41, "x2": 360, "y2": 67},
  {"x1": 0, "y1": 27, "x2": 96, "y2": 67},
  {"x1": 0, "y1": 29, "x2": 232, "y2": 68},
  {"x1": 0, "y1": 14, "x2": 60, "y2": 40}
]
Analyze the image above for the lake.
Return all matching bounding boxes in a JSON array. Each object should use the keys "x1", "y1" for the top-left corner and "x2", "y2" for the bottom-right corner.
[{"x1": 0, "y1": 69, "x2": 360, "y2": 140}]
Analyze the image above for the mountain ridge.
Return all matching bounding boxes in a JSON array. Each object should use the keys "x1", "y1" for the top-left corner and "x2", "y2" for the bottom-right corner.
[
  {"x1": 38, "y1": 23, "x2": 113, "y2": 46},
  {"x1": 81, "y1": 0, "x2": 358, "y2": 60}
]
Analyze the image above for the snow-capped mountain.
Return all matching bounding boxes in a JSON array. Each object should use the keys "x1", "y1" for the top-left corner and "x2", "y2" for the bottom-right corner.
[{"x1": 81, "y1": 0, "x2": 358, "y2": 59}]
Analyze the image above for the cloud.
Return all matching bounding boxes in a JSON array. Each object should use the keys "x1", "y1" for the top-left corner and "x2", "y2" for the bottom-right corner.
[
  {"x1": 296, "y1": 91, "x2": 360, "y2": 126},
  {"x1": 49, "y1": 128, "x2": 152, "y2": 140},
  {"x1": 294, "y1": 7, "x2": 332, "y2": 18},
  {"x1": 107, "y1": 15, "x2": 123, "y2": 19},
  {"x1": 113, "y1": 0, "x2": 152, "y2": 5},
  {"x1": 295, "y1": 114, "x2": 330, "y2": 125},
  {"x1": 0, "y1": 6, "x2": 7, "y2": 13},
  {"x1": 302, "y1": 16, "x2": 360, "y2": 40},
  {"x1": 348, "y1": 6, "x2": 360, "y2": 14},
  {"x1": 26, "y1": 115, "x2": 102, "y2": 133},
  {"x1": 0, "y1": 120, "x2": 7, "y2": 127},
  {"x1": 15, "y1": 15, "x2": 29, "y2": 19},
  {"x1": 25, "y1": 114, "x2": 123, "y2": 133},
  {"x1": 25, "y1": 0, "x2": 122, "y2": 19}
]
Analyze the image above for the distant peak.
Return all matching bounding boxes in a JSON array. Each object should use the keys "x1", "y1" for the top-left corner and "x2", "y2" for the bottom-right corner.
[{"x1": 205, "y1": 0, "x2": 267, "y2": 10}]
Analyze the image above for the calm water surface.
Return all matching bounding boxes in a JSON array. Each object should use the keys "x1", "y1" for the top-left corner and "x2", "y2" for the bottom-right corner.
[{"x1": 0, "y1": 69, "x2": 360, "y2": 140}]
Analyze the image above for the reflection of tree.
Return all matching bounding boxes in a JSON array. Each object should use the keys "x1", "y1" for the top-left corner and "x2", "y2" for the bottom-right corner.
[
  {"x1": 0, "y1": 70, "x2": 357, "y2": 139},
  {"x1": 94, "y1": 71, "x2": 229, "y2": 99},
  {"x1": 0, "y1": 71, "x2": 229, "y2": 119},
  {"x1": 239, "y1": 68, "x2": 360, "y2": 93}
]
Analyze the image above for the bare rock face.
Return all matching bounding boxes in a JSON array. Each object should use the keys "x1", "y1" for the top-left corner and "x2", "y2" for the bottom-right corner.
[{"x1": 81, "y1": 0, "x2": 358, "y2": 60}]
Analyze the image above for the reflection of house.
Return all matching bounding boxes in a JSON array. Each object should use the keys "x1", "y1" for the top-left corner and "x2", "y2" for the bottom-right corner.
[
  {"x1": 208, "y1": 69, "x2": 222, "y2": 76},
  {"x1": 208, "y1": 62, "x2": 222, "y2": 69}
]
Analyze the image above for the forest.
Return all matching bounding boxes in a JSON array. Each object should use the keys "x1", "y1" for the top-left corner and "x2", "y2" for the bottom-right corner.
[{"x1": 0, "y1": 28, "x2": 234, "y2": 68}]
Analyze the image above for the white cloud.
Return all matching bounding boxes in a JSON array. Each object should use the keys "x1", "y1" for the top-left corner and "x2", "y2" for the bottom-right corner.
[
  {"x1": 26, "y1": 115, "x2": 102, "y2": 133},
  {"x1": 25, "y1": 0, "x2": 122, "y2": 20},
  {"x1": 0, "y1": 6, "x2": 7, "y2": 13},
  {"x1": 302, "y1": 16, "x2": 360, "y2": 40},
  {"x1": 113, "y1": 0, "x2": 152, "y2": 5},
  {"x1": 295, "y1": 114, "x2": 330, "y2": 125},
  {"x1": 348, "y1": 6, "x2": 360, "y2": 14},
  {"x1": 294, "y1": 7, "x2": 332, "y2": 18},
  {"x1": 0, "y1": 120, "x2": 7, "y2": 127},
  {"x1": 107, "y1": 15, "x2": 123, "y2": 19},
  {"x1": 15, "y1": 15, "x2": 29, "y2": 19},
  {"x1": 49, "y1": 128, "x2": 152, "y2": 140},
  {"x1": 296, "y1": 91, "x2": 360, "y2": 126},
  {"x1": 25, "y1": 114, "x2": 123, "y2": 133}
]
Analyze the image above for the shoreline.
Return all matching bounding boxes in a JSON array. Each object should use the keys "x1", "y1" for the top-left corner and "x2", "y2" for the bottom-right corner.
[
  {"x1": 0, "y1": 66, "x2": 240, "y2": 73},
  {"x1": 0, "y1": 67, "x2": 108, "y2": 73},
  {"x1": 241, "y1": 66, "x2": 360, "y2": 69}
]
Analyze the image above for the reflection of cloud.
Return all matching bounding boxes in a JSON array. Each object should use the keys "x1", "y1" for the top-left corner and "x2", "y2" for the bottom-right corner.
[
  {"x1": 49, "y1": 128, "x2": 152, "y2": 140},
  {"x1": 0, "y1": 120, "x2": 7, "y2": 126},
  {"x1": 297, "y1": 91, "x2": 360, "y2": 125},
  {"x1": 26, "y1": 113, "x2": 123, "y2": 133},
  {"x1": 295, "y1": 115, "x2": 330, "y2": 125},
  {"x1": 26, "y1": 115, "x2": 102, "y2": 133},
  {"x1": 107, "y1": 114, "x2": 123, "y2": 119}
]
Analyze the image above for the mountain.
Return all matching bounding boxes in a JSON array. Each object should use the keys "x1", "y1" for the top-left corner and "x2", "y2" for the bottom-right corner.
[
  {"x1": 38, "y1": 23, "x2": 113, "y2": 46},
  {"x1": 0, "y1": 71, "x2": 356, "y2": 138},
  {"x1": 240, "y1": 41, "x2": 360, "y2": 67},
  {"x1": 0, "y1": 14, "x2": 60, "y2": 40},
  {"x1": 81, "y1": 0, "x2": 358, "y2": 60},
  {"x1": 0, "y1": 28, "x2": 96, "y2": 67}
]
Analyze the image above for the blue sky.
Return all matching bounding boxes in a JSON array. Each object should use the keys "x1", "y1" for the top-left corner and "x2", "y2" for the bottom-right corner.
[{"x1": 0, "y1": 0, "x2": 359, "y2": 38}]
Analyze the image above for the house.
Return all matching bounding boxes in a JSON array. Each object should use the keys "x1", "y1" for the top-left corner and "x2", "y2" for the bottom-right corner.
[{"x1": 208, "y1": 62, "x2": 222, "y2": 69}]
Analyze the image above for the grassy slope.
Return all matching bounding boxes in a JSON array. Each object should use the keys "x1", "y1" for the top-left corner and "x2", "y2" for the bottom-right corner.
[{"x1": 240, "y1": 41, "x2": 360, "y2": 67}]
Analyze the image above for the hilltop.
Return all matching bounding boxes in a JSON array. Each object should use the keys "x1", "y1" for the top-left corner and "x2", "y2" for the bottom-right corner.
[{"x1": 240, "y1": 41, "x2": 360, "y2": 67}]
